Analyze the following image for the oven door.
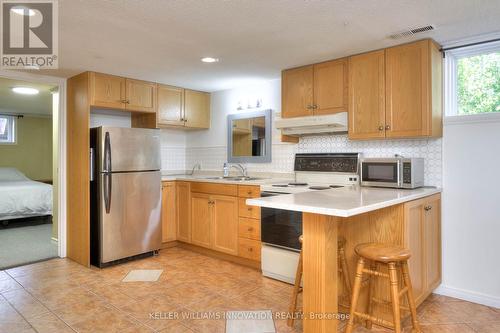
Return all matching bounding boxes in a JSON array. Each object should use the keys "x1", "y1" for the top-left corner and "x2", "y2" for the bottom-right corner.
[
  {"x1": 260, "y1": 191, "x2": 302, "y2": 251},
  {"x1": 361, "y1": 159, "x2": 401, "y2": 188}
]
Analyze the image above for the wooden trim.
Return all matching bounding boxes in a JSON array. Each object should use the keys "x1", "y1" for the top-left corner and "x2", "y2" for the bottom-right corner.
[
  {"x1": 66, "y1": 72, "x2": 91, "y2": 267},
  {"x1": 177, "y1": 242, "x2": 261, "y2": 270},
  {"x1": 280, "y1": 134, "x2": 299, "y2": 143}
]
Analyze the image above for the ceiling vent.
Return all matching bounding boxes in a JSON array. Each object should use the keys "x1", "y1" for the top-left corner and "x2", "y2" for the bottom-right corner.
[{"x1": 389, "y1": 25, "x2": 435, "y2": 39}]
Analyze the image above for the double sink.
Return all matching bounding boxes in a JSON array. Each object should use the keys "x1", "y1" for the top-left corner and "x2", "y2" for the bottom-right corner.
[{"x1": 201, "y1": 176, "x2": 264, "y2": 181}]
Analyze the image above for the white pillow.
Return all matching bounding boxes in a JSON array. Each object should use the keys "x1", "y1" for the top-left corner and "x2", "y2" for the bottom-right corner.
[{"x1": 0, "y1": 168, "x2": 29, "y2": 181}]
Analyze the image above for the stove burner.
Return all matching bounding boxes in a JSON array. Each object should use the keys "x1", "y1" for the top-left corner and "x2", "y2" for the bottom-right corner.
[
  {"x1": 288, "y1": 182, "x2": 308, "y2": 186},
  {"x1": 309, "y1": 186, "x2": 331, "y2": 190},
  {"x1": 272, "y1": 184, "x2": 289, "y2": 188},
  {"x1": 329, "y1": 185, "x2": 344, "y2": 188}
]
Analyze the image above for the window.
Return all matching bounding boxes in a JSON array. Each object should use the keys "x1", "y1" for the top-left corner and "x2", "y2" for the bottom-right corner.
[
  {"x1": 0, "y1": 115, "x2": 16, "y2": 144},
  {"x1": 445, "y1": 41, "x2": 500, "y2": 118}
]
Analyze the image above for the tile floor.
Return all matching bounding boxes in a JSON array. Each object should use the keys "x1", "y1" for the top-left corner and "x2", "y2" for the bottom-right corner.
[{"x1": 0, "y1": 247, "x2": 499, "y2": 333}]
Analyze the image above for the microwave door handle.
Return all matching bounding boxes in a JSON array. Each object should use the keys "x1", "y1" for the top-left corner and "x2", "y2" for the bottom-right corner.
[{"x1": 397, "y1": 159, "x2": 402, "y2": 187}]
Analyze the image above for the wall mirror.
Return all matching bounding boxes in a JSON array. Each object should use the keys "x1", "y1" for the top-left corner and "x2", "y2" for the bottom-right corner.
[{"x1": 227, "y1": 109, "x2": 272, "y2": 163}]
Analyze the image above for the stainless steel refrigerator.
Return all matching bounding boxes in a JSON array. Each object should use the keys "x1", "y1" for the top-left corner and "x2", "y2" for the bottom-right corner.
[{"x1": 90, "y1": 126, "x2": 162, "y2": 267}]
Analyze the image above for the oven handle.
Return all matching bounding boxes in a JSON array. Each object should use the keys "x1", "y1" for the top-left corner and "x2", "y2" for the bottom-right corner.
[{"x1": 260, "y1": 191, "x2": 284, "y2": 197}]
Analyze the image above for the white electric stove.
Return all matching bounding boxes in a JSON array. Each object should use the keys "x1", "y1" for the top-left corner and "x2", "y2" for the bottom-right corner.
[{"x1": 260, "y1": 153, "x2": 361, "y2": 283}]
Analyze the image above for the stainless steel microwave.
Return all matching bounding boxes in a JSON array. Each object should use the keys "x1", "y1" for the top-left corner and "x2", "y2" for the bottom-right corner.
[{"x1": 360, "y1": 158, "x2": 424, "y2": 189}]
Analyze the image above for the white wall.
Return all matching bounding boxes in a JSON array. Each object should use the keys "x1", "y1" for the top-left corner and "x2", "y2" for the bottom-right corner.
[
  {"x1": 90, "y1": 109, "x2": 187, "y2": 172},
  {"x1": 437, "y1": 116, "x2": 500, "y2": 307}
]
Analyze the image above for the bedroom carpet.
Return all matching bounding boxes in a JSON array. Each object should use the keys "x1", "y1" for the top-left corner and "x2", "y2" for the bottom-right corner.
[{"x1": 0, "y1": 224, "x2": 57, "y2": 269}]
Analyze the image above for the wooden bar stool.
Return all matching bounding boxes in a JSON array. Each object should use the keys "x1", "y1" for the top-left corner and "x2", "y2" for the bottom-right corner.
[
  {"x1": 287, "y1": 235, "x2": 352, "y2": 327},
  {"x1": 345, "y1": 243, "x2": 421, "y2": 333}
]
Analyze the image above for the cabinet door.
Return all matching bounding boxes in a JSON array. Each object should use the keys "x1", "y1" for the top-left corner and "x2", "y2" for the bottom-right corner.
[
  {"x1": 404, "y1": 198, "x2": 426, "y2": 304},
  {"x1": 212, "y1": 195, "x2": 238, "y2": 255},
  {"x1": 385, "y1": 40, "x2": 430, "y2": 138},
  {"x1": 176, "y1": 182, "x2": 191, "y2": 243},
  {"x1": 191, "y1": 192, "x2": 212, "y2": 248},
  {"x1": 90, "y1": 72, "x2": 126, "y2": 109},
  {"x1": 282, "y1": 65, "x2": 314, "y2": 118},
  {"x1": 424, "y1": 194, "x2": 441, "y2": 291},
  {"x1": 157, "y1": 85, "x2": 184, "y2": 126},
  {"x1": 184, "y1": 89, "x2": 210, "y2": 128},
  {"x1": 313, "y1": 58, "x2": 348, "y2": 115},
  {"x1": 161, "y1": 182, "x2": 176, "y2": 242},
  {"x1": 348, "y1": 50, "x2": 386, "y2": 139},
  {"x1": 126, "y1": 79, "x2": 156, "y2": 113}
]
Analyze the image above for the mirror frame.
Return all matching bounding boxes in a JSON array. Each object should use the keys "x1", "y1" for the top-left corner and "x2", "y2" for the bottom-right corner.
[{"x1": 227, "y1": 109, "x2": 272, "y2": 163}]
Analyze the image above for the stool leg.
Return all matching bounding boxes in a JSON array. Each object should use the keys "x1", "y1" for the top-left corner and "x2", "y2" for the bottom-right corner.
[
  {"x1": 365, "y1": 262, "x2": 377, "y2": 329},
  {"x1": 345, "y1": 257, "x2": 365, "y2": 333},
  {"x1": 287, "y1": 248, "x2": 303, "y2": 327},
  {"x1": 339, "y1": 244, "x2": 352, "y2": 303},
  {"x1": 401, "y1": 261, "x2": 421, "y2": 333},
  {"x1": 388, "y1": 262, "x2": 401, "y2": 333}
]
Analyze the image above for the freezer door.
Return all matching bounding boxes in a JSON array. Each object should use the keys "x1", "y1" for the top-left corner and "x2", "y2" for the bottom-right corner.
[
  {"x1": 97, "y1": 127, "x2": 161, "y2": 172},
  {"x1": 100, "y1": 170, "x2": 162, "y2": 263}
]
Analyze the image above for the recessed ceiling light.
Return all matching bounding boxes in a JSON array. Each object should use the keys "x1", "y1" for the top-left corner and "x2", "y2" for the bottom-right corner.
[
  {"x1": 12, "y1": 87, "x2": 39, "y2": 95},
  {"x1": 201, "y1": 57, "x2": 219, "y2": 63},
  {"x1": 12, "y1": 8, "x2": 36, "y2": 16}
]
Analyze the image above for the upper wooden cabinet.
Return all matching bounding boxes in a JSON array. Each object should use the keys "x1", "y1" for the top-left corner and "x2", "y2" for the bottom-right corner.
[
  {"x1": 282, "y1": 58, "x2": 347, "y2": 118},
  {"x1": 349, "y1": 39, "x2": 442, "y2": 140},
  {"x1": 348, "y1": 50, "x2": 386, "y2": 139},
  {"x1": 90, "y1": 72, "x2": 156, "y2": 113},
  {"x1": 125, "y1": 79, "x2": 156, "y2": 113},
  {"x1": 184, "y1": 89, "x2": 210, "y2": 129},
  {"x1": 157, "y1": 84, "x2": 184, "y2": 126}
]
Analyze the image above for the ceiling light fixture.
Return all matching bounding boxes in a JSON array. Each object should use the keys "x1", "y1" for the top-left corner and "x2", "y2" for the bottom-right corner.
[
  {"x1": 201, "y1": 57, "x2": 219, "y2": 63},
  {"x1": 12, "y1": 87, "x2": 39, "y2": 95}
]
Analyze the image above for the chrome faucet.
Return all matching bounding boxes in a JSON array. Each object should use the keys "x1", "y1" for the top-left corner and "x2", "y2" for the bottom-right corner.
[
  {"x1": 189, "y1": 163, "x2": 201, "y2": 175},
  {"x1": 223, "y1": 163, "x2": 247, "y2": 177}
]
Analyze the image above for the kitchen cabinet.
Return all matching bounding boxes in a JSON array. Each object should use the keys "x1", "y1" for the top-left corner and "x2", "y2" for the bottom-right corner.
[
  {"x1": 176, "y1": 181, "x2": 191, "y2": 243},
  {"x1": 238, "y1": 237, "x2": 261, "y2": 261},
  {"x1": 349, "y1": 39, "x2": 442, "y2": 140},
  {"x1": 404, "y1": 193, "x2": 441, "y2": 304},
  {"x1": 282, "y1": 58, "x2": 348, "y2": 118},
  {"x1": 157, "y1": 84, "x2": 184, "y2": 126},
  {"x1": 238, "y1": 197, "x2": 260, "y2": 219},
  {"x1": 212, "y1": 195, "x2": 239, "y2": 255},
  {"x1": 89, "y1": 72, "x2": 156, "y2": 113},
  {"x1": 184, "y1": 89, "x2": 210, "y2": 129},
  {"x1": 161, "y1": 182, "x2": 177, "y2": 243},
  {"x1": 348, "y1": 50, "x2": 386, "y2": 139},
  {"x1": 191, "y1": 192, "x2": 212, "y2": 249}
]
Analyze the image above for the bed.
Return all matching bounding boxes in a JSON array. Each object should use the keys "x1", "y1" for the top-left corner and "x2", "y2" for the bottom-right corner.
[{"x1": 0, "y1": 168, "x2": 53, "y2": 221}]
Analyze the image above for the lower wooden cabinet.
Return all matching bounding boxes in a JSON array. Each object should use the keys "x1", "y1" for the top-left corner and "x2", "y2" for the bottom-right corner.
[
  {"x1": 212, "y1": 195, "x2": 239, "y2": 255},
  {"x1": 161, "y1": 182, "x2": 177, "y2": 243},
  {"x1": 176, "y1": 182, "x2": 191, "y2": 243},
  {"x1": 404, "y1": 193, "x2": 441, "y2": 304},
  {"x1": 191, "y1": 192, "x2": 212, "y2": 248},
  {"x1": 238, "y1": 237, "x2": 262, "y2": 261}
]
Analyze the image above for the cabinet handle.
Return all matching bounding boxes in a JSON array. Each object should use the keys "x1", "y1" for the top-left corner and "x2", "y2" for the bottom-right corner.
[
  {"x1": 306, "y1": 105, "x2": 312, "y2": 110},
  {"x1": 248, "y1": 248, "x2": 253, "y2": 252},
  {"x1": 247, "y1": 191, "x2": 253, "y2": 195},
  {"x1": 385, "y1": 124, "x2": 391, "y2": 130},
  {"x1": 247, "y1": 227, "x2": 253, "y2": 232},
  {"x1": 378, "y1": 125, "x2": 384, "y2": 131},
  {"x1": 312, "y1": 105, "x2": 318, "y2": 109},
  {"x1": 424, "y1": 205, "x2": 432, "y2": 211},
  {"x1": 247, "y1": 207, "x2": 252, "y2": 211}
]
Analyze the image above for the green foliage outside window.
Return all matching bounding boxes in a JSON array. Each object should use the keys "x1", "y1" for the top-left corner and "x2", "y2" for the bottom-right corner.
[{"x1": 457, "y1": 52, "x2": 500, "y2": 115}]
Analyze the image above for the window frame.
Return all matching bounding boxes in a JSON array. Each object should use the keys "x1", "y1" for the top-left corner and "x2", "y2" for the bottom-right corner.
[
  {"x1": 444, "y1": 40, "x2": 500, "y2": 124},
  {"x1": 0, "y1": 115, "x2": 17, "y2": 145}
]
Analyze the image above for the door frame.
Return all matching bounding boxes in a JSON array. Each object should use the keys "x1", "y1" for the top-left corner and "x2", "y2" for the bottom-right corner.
[{"x1": 0, "y1": 69, "x2": 67, "y2": 258}]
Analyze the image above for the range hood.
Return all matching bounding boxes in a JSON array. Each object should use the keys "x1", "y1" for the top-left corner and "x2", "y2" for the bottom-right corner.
[{"x1": 275, "y1": 112, "x2": 348, "y2": 136}]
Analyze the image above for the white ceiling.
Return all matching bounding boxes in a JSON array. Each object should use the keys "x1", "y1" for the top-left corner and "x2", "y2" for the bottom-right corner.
[
  {"x1": 0, "y1": 78, "x2": 55, "y2": 116},
  {"x1": 34, "y1": 0, "x2": 500, "y2": 92}
]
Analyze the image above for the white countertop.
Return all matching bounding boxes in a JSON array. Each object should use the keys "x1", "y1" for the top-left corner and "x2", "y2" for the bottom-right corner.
[
  {"x1": 161, "y1": 174, "x2": 292, "y2": 186},
  {"x1": 246, "y1": 186, "x2": 441, "y2": 217}
]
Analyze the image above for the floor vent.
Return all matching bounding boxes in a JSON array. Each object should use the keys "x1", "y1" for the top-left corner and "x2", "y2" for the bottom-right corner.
[{"x1": 389, "y1": 25, "x2": 435, "y2": 39}]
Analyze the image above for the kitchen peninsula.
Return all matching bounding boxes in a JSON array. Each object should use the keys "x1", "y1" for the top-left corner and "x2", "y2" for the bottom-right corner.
[{"x1": 247, "y1": 186, "x2": 442, "y2": 333}]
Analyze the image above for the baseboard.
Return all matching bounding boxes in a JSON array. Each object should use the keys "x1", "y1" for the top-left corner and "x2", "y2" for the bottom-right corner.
[{"x1": 434, "y1": 284, "x2": 500, "y2": 309}]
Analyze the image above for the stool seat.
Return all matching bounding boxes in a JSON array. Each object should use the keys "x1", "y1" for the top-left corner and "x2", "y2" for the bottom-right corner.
[{"x1": 355, "y1": 243, "x2": 411, "y2": 263}]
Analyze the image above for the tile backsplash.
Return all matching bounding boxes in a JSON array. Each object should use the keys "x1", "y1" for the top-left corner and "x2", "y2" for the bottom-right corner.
[{"x1": 177, "y1": 135, "x2": 442, "y2": 186}]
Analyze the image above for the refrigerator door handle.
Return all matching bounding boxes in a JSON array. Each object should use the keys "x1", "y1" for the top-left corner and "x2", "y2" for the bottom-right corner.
[
  {"x1": 89, "y1": 148, "x2": 95, "y2": 182},
  {"x1": 103, "y1": 173, "x2": 112, "y2": 214},
  {"x1": 104, "y1": 131, "x2": 112, "y2": 173}
]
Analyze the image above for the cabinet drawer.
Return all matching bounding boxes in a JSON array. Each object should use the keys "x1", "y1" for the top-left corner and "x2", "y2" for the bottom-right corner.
[
  {"x1": 238, "y1": 185, "x2": 260, "y2": 198},
  {"x1": 191, "y1": 182, "x2": 237, "y2": 196},
  {"x1": 238, "y1": 238, "x2": 261, "y2": 261},
  {"x1": 238, "y1": 218, "x2": 261, "y2": 240},
  {"x1": 239, "y1": 198, "x2": 260, "y2": 219}
]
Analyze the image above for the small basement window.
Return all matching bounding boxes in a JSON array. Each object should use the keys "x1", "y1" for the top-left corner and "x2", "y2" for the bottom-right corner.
[
  {"x1": 0, "y1": 115, "x2": 16, "y2": 144},
  {"x1": 445, "y1": 40, "x2": 500, "y2": 118}
]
